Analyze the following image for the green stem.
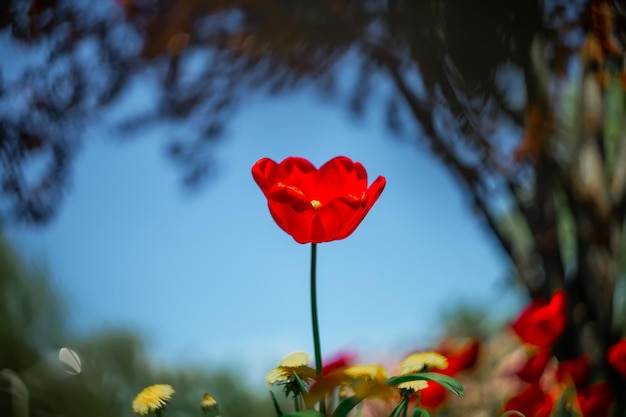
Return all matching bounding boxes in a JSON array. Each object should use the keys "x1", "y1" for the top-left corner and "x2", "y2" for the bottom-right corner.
[
  {"x1": 389, "y1": 397, "x2": 409, "y2": 417},
  {"x1": 310, "y1": 243, "x2": 325, "y2": 415},
  {"x1": 311, "y1": 243, "x2": 322, "y2": 375}
]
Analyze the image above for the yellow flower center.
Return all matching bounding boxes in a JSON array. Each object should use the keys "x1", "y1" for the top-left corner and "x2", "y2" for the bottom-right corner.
[{"x1": 310, "y1": 200, "x2": 322, "y2": 210}]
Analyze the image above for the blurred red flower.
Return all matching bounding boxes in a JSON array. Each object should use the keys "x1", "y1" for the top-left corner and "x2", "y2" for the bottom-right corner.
[
  {"x1": 516, "y1": 347, "x2": 552, "y2": 383},
  {"x1": 607, "y1": 338, "x2": 626, "y2": 378},
  {"x1": 556, "y1": 355, "x2": 589, "y2": 386},
  {"x1": 252, "y1": 156, "x2": 386, "y2": 244},
  {"x1": 419, "y1": 382, "x2": 448, "y2": 409},
  {"x1": 503, "y1": 386, "x2": 553, "y2": 417},
  {"x1": 511, "y1": 289, "x2": 566, "y2": 347},
  {"x1": 576, "y1": 382, "x2": 614, "y2": 417},
  {"x1": 321, "y1": 351, "x2": 356, "y2": 376},
  {"x1": 417, "y1": 339, "x2": 481, "y2": 410},
  {"x1": 446, "y1": 339, "x2": 481, "y2": 374}
]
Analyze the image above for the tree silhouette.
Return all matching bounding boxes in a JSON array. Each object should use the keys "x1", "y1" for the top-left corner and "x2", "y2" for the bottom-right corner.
[{"x1": 3, "y1": 0, "x2": 626, "y2": 414}]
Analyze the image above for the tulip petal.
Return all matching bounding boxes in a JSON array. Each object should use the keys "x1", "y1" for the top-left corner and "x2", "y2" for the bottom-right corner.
[
  {"x1": 511, "y1": 289, "x2": 566, "y2": 347},
  {"x1": 252, "y1": 157, "x2": 316, "y2": 197},
  {"x1": 503, "y1": 386, "x2": 553, "y2": 417},
  {"x1": 313, "y1": 156, "x2": 369, "y2": 203},
  {"x1": 252, "y1": 156, "x2": 385, "y2": 243},
  {"x1": 336, "y1": 175, "x2": 386, "y2": 240},
  {"x1": 446, "y1": 339, "x2": 480, "y2": 374},
  {"x1": 315, "y1": 198, "x2": 364, "y2": 242},
  {"x1": 268, "y1": 183, "x2": 313, "y2": 213},
  {"x1": 607, "y1": 339, "x2": 626, "y2": 378},
  {"x1": 252, "y1": 158, "x2": 281, "y2": 197},
  {"x1": 267, "y1": 201, "x2": 318, "y2": 244},
  {"x1": 516, "y1": 347, "x2": 552, "y2": 383},
  {"x1": 555, "y1": 355, "x2": 588, "y2": 386},
  {"x1": 419, "y1": 382, "x2": 448, "y2": 409}
]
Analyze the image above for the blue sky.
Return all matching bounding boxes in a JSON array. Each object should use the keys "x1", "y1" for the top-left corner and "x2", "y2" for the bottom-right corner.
[{"x1": 6, "y1": 77, "x2": 522, "y2": 382}]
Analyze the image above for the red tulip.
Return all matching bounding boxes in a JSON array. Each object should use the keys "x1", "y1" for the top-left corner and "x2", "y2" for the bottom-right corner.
[
  {"x1": 445, "y1": 339, "x2": 481, "y2": 374},
  {"x1": 503, "y1": 386, "x2": 553, "y2": 417},
  {"x1": 419, "y1": 381, "x2": 448, "y2": 409},
  {"x1": 576, "y1": 382, "x2": 614, "y2": 417},
  {"x1": 607, "y1": 338, "x2": 626, "y2": 378},
  {"x1": 556, "y1": 355, "x2": 589, "y2": 386},
  {"x1": 516, "y1": 347, "x2": 552, "y2": 383},
  {"x1": 414, "y1": 340, "x2": 480, "y2": 410},
  {"x1": 322, "y1": 351, "x2": 356, "y2": 376},
  {"x1": 252, "y1": 156, "x2": 386, "y2": 243},
  {"x1": 511, "y1": 289, "x2": 566, "y2": 347}
]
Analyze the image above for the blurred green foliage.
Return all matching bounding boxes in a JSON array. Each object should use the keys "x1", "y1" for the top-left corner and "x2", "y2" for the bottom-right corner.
[
  {"x1": 0, "y1": 234, "x2": 275, "y2": 417},
  {"x1": 440, "y1": 302, "x2": 500, "y2": 340}
]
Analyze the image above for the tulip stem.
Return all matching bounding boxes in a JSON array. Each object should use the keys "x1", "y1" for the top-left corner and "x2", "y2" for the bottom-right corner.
[
  {"x1": 310, "y1": 243, "x2": 325, "y2": 415},
  {"x1": 311, "y1": 243, "x2": 321, "y2": 374}
]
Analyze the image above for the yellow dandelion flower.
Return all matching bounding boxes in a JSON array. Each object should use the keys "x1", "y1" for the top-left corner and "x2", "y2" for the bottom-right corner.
[
  {"x1": 343, "y1": 364, "x2": 395, "y2": 400},
  {"x1": 307, "y1": 363, "x2": 395, "y2": 404},
  {"x1": 132, "y1": 384, "x2": 175, "y2": 416},
  {"x1": 397, "y1": 380, "x2": 429, "y2": 392},
  {"x1": 278, "y1": 351, "x2": 310, "y2": 367},
  {"x1": 343, "y1": 364, "x2": 389, "y2": 381},
  {"x1": 201, "y1": 393, "x2": 218, "y2": 410},
  {"x1": 265, "y1": 351, "x2": 316, "y2": 387},
  {"x1": 338, "y1": 385, "x2": 351, "y2": 400},
  {"x1": 399, "y1": 352, "x2": 448, "y2": 374},
  {"x1": 201, "y1": 393, "x2": 220, "y2": 416}
]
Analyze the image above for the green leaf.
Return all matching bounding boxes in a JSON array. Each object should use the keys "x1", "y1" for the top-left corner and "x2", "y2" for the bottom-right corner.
[
  {"x1": 331, "y1": 395, "x2": 362, "y2": 417},
  {"x1": 499, "y1": 411, "x2": 525, "y2": 417},
  {"x1": 413, "y1": 407, "x2": 431, "y2": 417},
  {"x1": 282, "y1": 411, "x2": 325, "y2": 417},
  {"x1": 293, "y1": 372, "x2": 309, "y2": 395},
  {"x1": 552, "y1": 387, "x2": 579, "y2": 417},
  {"x1": 389, "y1": 397, "x2": 409, "y2": 417},
  {"x1": 386, "y1": 372, "x2": 464, "y2": 396},
  {"x1": 270, "y1": 391, "x2": 284, "y2": 417}
]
